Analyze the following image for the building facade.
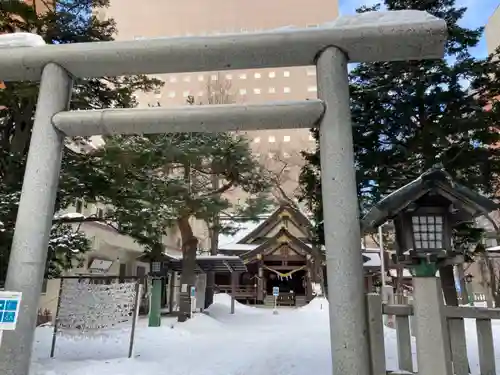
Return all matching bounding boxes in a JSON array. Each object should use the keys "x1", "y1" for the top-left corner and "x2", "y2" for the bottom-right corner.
[
  {"x1": 100, "y1": 0, "x2": 340, "y2": 198},
  {"x1": 486, "y1": 5, "x2": 500, "y2": 54}
]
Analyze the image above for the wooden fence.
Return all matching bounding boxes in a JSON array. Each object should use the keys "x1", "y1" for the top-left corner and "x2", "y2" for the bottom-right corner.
[{"x1": 367, "y1": 293, "x2": 500, "y2": 375}]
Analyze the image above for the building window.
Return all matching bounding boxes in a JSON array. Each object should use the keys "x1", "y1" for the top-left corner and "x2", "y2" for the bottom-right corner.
[
  {"x1": 269, "y1": 72, "x2": 276, "y2": 78},
  {"x1": 75, "y1": 199, "x2": 84, "y2": 213},
  {"x1": 211, "y1": 74, "x2": 218, "y2": 81},
  {"x1": 169, "y1": 76, "x2": 177, "y2": 83},
  {"x1": 268, "y1": 136, "x2": 275, "y2": 143},
  {"x1": 168, "y1": 91, "x2": 176, "y2": 98},
  {"x1": 283, "y1": 71, "x2": 290, "y2": 78},
  {"x1": 239, "y1": 88, "x2": 247, "y2": 95},
  {"x1": 197, "y1": 91, "x2": 204, "y2": 97},
  {"x1": 183, "y1": 91, "x2": 190, "y2": 97},
  {"x1": 268, "y1": 87, "x2": 276, "y2": 94},
  {"x1": 283, "y1": 87, "x2": 291, "y2": 93},
  {"x1": 154, "y1": 93, "x2": 162, "y2": 99},
  {"x1": 240, "y1": 28, "x2": 248, "y2": 33},
  {"x1": 225, "y1": 74, "x2": 233, "y2": 80},
  {"x1": 253, "y1": 88, "x2": 261, "y2": 94},
  {"x1": 239, "y1": 73, "x2": 247, "y2": 80},
  {"x1": 254, "y1": 137, "x2": 261, "y2": 143},
  {"x1": 198, "y1": 75, "x2": 204, "y2": 81},
  {"x1": 254, "y1": 73, "x2": 261, "y2": 79},
  {"x1": 306, "y1": 67, "x2": 316, "y2": 76},
  {"x1": 283, "y1": 135, "x2": 291, "y2": 142},
  {"x1": 183, "y1": 75, "x2": 191, "y2": 82},
  {"x1": 308, "y1": 86, "x2": 317, "y2": 92}
]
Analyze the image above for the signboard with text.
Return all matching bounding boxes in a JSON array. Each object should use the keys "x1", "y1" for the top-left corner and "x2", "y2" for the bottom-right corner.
[
  {"x1": 0, "y1": 291, "x2": 22, "y2": 330},
  {"x1": 273, "y1": 287, "x2": 279, "y2": 297}
]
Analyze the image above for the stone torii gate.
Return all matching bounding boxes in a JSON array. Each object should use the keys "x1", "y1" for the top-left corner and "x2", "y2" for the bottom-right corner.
[{"x1": 0, "y1": 10, "x2": 446, "y2": 375}]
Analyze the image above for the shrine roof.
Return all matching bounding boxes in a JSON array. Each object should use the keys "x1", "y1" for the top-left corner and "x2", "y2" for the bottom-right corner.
[{"x1": 137, "y1": 254, "x2": 247, "y2": 274}]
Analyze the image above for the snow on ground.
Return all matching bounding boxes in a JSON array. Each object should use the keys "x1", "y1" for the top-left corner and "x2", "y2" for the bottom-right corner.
[{"x1": 31, "y1": 294, "x2": 500, "y2": 375}]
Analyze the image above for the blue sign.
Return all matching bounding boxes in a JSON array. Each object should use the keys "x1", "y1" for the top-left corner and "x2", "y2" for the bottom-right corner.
[
  {"x1": 273, "y1": 287, "x2": 279, "y2": 297},
  {"x1": 0, "y1": 291, "x2": 22, "y2": 330},
  {"x1": 190, "y1": 286, "x2": 196, "y2": 298}
]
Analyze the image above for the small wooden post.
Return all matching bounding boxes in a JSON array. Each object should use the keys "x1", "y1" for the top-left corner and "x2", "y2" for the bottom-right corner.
[
  {"x1": 366, "y1": 293, "x2": 386, "y2": 375},
  {"x1": 395, "y1": 315, "x2": 413, "y2": 372},
  {"x1": 448, "y1": 318, "x2": 469, "y2": 375},
  {"x1": 230, "y1": 272, "x2": 238, "y2": 314},
  {"x1": 477, "y1": 319, "x2": 496, "y2": 375}
]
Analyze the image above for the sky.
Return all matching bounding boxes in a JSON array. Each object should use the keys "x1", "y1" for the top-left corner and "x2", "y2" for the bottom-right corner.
[{"x1": 339, "y1": 0, "x2": 500, "y2": 58}]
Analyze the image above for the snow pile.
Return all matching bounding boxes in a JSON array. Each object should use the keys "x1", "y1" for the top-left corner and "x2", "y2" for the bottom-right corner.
[
  {"x1": 207, "y1": 293, "x2": 262, "y2": 317},
  {"x1": 31, "y1": 295, "x2": 500, "y2": 375},
  {"x1": 299, "y1": 297, "x2": 328, "y2": 313}
]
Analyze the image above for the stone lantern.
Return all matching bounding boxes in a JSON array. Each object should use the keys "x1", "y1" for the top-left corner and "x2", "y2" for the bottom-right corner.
[
  {"x1": 362, "y1": 168, "x2": 499, "y2": 277},
  {"x1": 362, "y1": 168, "x2": 499, "y2": 375}
]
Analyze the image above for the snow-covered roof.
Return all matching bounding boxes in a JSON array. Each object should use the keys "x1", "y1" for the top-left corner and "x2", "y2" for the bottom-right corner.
[
  {"x1": 54, "y1": 212, "x2": 85, "y2": 220},
  {"x1": 218, "y1": 219, "x2": 266, "y2": 248},
  {"x1": 362, "y1": 252, "x2": 381, "y2": 267},
  {"x1": 389, "y1": 269, "x2": 413, "y2": 278},
  {"x1": 219, "y1": 243, "x2": 259, "y2": 252}
]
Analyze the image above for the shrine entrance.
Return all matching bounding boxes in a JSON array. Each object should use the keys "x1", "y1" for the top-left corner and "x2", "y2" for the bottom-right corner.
[{"x1": 265, "y1": 267, "x2": 307, "y2": 306}]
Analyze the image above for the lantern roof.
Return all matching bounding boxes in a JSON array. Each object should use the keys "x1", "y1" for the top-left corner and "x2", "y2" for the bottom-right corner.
[{"x1": 361, "y1": 168, "x2": 499, "y2": 231}]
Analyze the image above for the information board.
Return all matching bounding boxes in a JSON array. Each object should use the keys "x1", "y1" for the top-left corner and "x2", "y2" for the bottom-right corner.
[
  {"x1": 273, "y1": 287, "x2": 279, "y2": 297},
  {"x1": 0, "y1": 291, "x2": 22, "y2": 330}
]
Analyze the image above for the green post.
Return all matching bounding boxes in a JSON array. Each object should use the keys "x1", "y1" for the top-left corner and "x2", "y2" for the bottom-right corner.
[
  {"x1": 148, "y1": 277, "x2": 162, "y2": 327},
  {"x1": 412, "y1": 261, "x2": 438, "y2": 278}
]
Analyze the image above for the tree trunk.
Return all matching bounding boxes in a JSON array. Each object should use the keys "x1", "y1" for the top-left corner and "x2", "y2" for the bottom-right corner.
[
  {"x1": 440, "y1": 265, "x2": 459, "y2": 306},
  {"x1": 204, "y1": 222, "x2": 219, "y2": 309},
  {"x1": 178, "y1": 216, "x2": 198, "y2": 322},
  {"x1": 204, "y1": 173, "x2": 220, "y2": 309}
]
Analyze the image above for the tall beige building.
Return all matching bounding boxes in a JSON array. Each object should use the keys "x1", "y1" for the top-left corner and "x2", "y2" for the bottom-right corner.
[
  {"x1": 486, "y1": 5, "x2": 500, "y2": 54},
  {"x1": 102, "y1": 0, "x2": 339, "y2": 199}
]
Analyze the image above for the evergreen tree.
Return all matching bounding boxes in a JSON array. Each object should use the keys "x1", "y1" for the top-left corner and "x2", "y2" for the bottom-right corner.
[
  {"x1": 300, "y1": 0, "x2": 500, "y2": 303},
  {"x1": 90, "y1": 130, "x2": 271, "y2": 321},
  {"x1": 0, "y1": 0, "x2": 162, "y2": 284}
]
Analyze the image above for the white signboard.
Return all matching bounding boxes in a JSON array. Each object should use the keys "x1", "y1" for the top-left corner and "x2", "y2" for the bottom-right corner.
[
  {"x1": 0, "y1": 291, "x2": 22, "y2": 330},
  {"x1": 51, "y1": 278, "x2": 140, "y2": 359},
  {"x1": 273, "y1": 287, "x2": 280, "y2": 297},
  {"x1": 56, "y1": 279, "x2": 137, "y2": 335}
]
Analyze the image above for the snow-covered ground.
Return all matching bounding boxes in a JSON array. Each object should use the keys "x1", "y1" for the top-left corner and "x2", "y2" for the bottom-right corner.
[{"x1": 31, "y1": 295, "x2": 500, "y2": 375}]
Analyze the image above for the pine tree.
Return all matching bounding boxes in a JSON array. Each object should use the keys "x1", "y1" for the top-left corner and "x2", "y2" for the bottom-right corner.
[
  {"x1": 0, "y1": 0, "x2": 162, "y2": 284},
  {"x1": 90, "y1": 130, "x2": 271, "y2": 321},
  {"x1": 300, "y1": 0, "x2": 500, "y2": 304}
]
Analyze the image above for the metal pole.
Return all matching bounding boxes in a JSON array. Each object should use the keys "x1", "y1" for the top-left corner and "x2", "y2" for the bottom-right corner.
[
  {"x1": 0, "y1": 63, "x2": 72, "y2": 375},
  {"x1": 50, "y1": 278, "x2": 64, "y2": 358},
  {"x1": 379, "y1": 224, "x2": 386, "y2": 286},
  {"x1": 316, "y1": 47, "x2": 371, "y2": 375},
  {"x1": 128, "y1": 282, "x2": 141, "y2": 358}
]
